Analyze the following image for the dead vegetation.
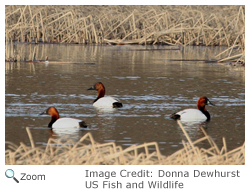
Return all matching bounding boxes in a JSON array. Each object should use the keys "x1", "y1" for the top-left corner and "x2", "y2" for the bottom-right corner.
[
  {"x1": 5, "y1": 121, "x2": 245, "y2": 165},
  {"x1": 5, "y1": 5, "x2": 245, "y2": 64}
]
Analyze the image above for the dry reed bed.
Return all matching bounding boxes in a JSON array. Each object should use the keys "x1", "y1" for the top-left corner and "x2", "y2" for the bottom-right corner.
[
  {"x1": 5, "y1": 121, "x2": 245, "y2": 165},
  {"x1": 5, "y1": 5, "x2": 245, "y2": 63}
]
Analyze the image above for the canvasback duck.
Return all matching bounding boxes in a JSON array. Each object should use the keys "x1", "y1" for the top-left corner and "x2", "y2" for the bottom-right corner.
[
  {"x1": 87, "y1": 82, "x2": 123, "y2": 108},
  {"x1": 40, "y1": 107, "x2": 87, "y2": 128},
  {"x1": 171, "y1": 96, "x2": 214, "y2": 121}
]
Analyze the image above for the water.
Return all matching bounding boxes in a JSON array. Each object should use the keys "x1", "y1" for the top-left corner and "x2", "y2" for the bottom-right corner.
[{"x1": 5, "y1": 44, "x2": 245, "y2": 155}]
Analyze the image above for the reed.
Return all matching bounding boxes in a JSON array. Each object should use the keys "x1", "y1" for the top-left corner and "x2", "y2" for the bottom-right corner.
[
  {"x1": 5, "y1": 5, "x2": 245, "y2": 63},
  {"x1": 5, "y1": 6, "x2": 244, "y2": 45},
  {"x1": 5, "y1": 123, "x2": 245, "y2": 165}
]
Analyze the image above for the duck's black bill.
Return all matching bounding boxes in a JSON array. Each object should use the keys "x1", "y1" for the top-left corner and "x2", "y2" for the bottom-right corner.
[
  {"x1": 208, "y1": 100, "x2": 215, "y2": 106},
  {"x1": 87, "y1": 86, "x2": 95, "y2": 90},
  {"x1": 39, "y1": 110, "x2": 48, "y2": 115}
]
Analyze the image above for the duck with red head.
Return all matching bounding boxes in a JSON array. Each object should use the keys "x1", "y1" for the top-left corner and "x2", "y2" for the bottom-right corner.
[
  {"x1": 171, "y1": 96, "x2": 214, "y2": 121},
  {"x1": 87, "y1": 82, "x2": 123, "y2": 108},
  {"x1": 40, "y1": 107, "x2": 87, "y2": 129}
]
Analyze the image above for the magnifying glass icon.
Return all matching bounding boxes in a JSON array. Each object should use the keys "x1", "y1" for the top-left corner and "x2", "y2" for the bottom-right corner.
[{"x1": 5, "y1": 169, "x2": 19, "y2": 183}]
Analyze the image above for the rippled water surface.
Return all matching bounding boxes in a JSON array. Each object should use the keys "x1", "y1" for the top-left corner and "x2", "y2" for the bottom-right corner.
[{"x1": 5, "y1": 45, "x2": 245, "y2": 156}]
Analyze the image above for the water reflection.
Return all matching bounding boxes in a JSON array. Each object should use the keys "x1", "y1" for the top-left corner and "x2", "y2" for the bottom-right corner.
[
  {"x1": 94, "y1": 107, "x2": 117, "y2": 115},
  {"x1": 178, "y1": 120, "x2": 209, "y2": 140},
  {"x1": 49, "y1": 127, "x2": 87, "y2": 141}
]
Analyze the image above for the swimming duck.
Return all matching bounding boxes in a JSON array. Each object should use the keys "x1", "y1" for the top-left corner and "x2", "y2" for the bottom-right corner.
[
  {"x1": 87, "y1": 82, "x2": 123, "y2": 108},
  {"x1": 171, "y1": 96, "x2": 214, "y2": 121},
  {"x1": 40, "y1": 107, "x2": 87, "y2": 128}
]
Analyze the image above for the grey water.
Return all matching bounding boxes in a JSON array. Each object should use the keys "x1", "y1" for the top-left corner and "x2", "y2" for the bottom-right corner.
[{"x1": 5, "y1": 44, "x2": 245, "y2": 156}]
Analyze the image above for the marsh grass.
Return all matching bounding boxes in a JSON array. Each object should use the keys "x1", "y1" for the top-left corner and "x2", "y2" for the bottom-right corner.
[
  {"x1": 5, "y1": 121, "x2": 245, "y2": 165},
  {"x1": 5, "y1": 5, "x2": 245, "y2": 63}
]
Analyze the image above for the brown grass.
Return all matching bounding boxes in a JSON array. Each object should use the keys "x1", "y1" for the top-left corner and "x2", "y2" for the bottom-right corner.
[
  {"x1": 5, "y1": 5, "x2": 244, "y2": 45},
  {"x1": 5, "y1": 121, "x2": 245, "y2": 165},
  {"x1": 5, "y1": 5, "x2": 245, "y2": 63}
]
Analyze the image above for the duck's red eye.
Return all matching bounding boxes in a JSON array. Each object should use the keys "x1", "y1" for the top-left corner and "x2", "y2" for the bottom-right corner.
[{"x1": 96, "y1": 83, "x2": 102, "y2": 89}]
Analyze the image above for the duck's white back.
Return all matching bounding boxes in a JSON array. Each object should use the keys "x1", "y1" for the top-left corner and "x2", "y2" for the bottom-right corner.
[
  {"x1": 52, "y1": 118, "x2": 82, "y2": 128},
  {"x1": 176, "y1": 109, "x2": 207, "y2": 121},
  {"x1": 93, "y1": 97, "x2": 119, "y2": 107}
]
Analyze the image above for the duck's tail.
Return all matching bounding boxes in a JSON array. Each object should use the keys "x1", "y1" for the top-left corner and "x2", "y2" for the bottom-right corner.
[
  {"x1": 113, "y1": 102, "x2": 123, "y2": 108},
  {"x1": 170, "y1": 113, "x2": 180, "y2": 120},
  {"x1": 79, "y1": 121, "x2": 88, "y2": 128}
]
